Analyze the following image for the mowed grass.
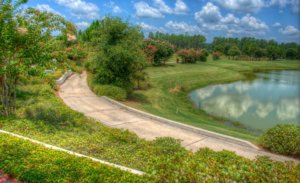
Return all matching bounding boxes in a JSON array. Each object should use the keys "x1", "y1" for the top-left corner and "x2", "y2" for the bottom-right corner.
[{"x1": 125, "y1": 59, "x2": 300, "y2": 142}]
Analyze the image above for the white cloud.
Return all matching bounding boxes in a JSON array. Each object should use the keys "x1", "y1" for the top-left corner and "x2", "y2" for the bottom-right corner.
[
  {"x1": 215, "y1": 0, "x2": 264, "y2": 13},
  {"x1": 55, "y1": 0, "x2": 99, "y2": 20},
  {"x1": 272, "y1": 22, "x2": 281, "y2": 27},
  {"x1": 154, "y1": 0, "x2": 172, "y2": 14},
  {"x1": 267, "y1": 0, "x2": 300, "y2": 13},
  {"x1": 174, "y1": 0, "x2": 189, "y2": 14},
  {"x1": 279, "y1": 25, "x2": 300, "y2": 37},
  {"x1": 165, "y1": 21, "x2": 203, "y2": 34},
  {"x1": 221, "y1": 13, "x2": 239, "y2": 24},
  {"x1": 195, "y1": 3, "x2": 268, "y2": 36},
  {"x1": 256, "y1": 102, "x2": 274, "y2": 118},
  {"x1": 276, "y1": 98, "x2": 300, "y2": 120},
  {"x1": 36, "y1": 4, "x2": 63, "y2": 16},
  {"x1": 134, "y1": 1, "x2": 164, "y2": 18},
  {"x1": 138, "y1": 22, "x2": 166, "y2": 32},
  {"x1": 76, "y1": 21, "x2": 90, "y2": 29},
  {"x1": 105, "y1": 1, "x2": 122, "y2": 13},
  {"x1": 195, "y1": 2, "x2": 222, "y2": 24},
  {"x1": 239, "y1": 14, "x2": 268, "y2": 31}
]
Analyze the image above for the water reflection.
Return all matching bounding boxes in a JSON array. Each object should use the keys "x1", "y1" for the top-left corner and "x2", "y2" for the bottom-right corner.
[{"x1": 189, "y1": 70, "x2": 300, "y2": 132}]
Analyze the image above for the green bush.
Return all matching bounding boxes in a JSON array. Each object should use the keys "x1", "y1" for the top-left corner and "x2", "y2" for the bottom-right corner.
[
  {"x1": 259, "y1": 124, "x2": 300, "y2": 157},
  {"x1": 93, "y1": 85, "x2": 127, "y2": 101},
  {"x1": 24, "y1": 102, "x2": 73, "y2": 125},
  {"x1": 0, "y1": 134, "x2": 146, "y2": 182}
]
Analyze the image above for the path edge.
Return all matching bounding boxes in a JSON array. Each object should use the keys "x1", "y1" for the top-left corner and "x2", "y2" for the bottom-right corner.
[
  {"x1": 102, "y1": 96, "x2": 260, "y2": 150},
  {"x1": 0, "y1": 130, "x2": 146, "y2": 176}
]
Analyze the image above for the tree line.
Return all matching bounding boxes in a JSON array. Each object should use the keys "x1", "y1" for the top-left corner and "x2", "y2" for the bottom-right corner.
[
  {"x1": 148, "y1": 32, "x2": 300, "y2": 60},
  {"x1": 149, "y1": 32, "x2": 206, "y2": 50},
  {"x1": 212, "y1": 37, "x2": 300, "y2": 60}
]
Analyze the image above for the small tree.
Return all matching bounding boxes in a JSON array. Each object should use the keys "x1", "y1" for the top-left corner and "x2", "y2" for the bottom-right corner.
[
  {"x1": 177, "y1": 49, "x2": 198, "y2": 63},
  {"x1": 88, "y1": 17, "x2": 147, "y2": 91},
  {"x1": 0, "y1": 0, "x2": 71, "y2": 116},
  {"x1": 144, "y1": 39, "x2": 174, "y2": 65},
  {"x1": 212, "y1": 51, "x2": 221, "y2": 60},
  {"x1": 228, "y1": 46, "x2": 241, "y2": 60}
]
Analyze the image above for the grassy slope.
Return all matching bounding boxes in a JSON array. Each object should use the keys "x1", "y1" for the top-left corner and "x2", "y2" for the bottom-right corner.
[
  {"x1": 124, "y1": 59, "x2": 300, "y2": 141},
  {"x1": 0, "y1": 133, "x2": 146, "y2": 182},
  {"x1": 0, "y1": 66, "x2": 299, "y2": 181}
]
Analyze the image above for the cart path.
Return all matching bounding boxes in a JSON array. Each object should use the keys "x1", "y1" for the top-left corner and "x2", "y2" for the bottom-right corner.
[{"x1": 58, "y1": 72, "x2": 299, "y2": 163}]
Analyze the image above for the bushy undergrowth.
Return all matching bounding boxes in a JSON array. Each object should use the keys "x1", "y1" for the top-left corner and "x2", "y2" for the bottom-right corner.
[
  {"x1": 0, "y1": 134, "x2": 146, "y2": 182},
  {"x1": 93, "y1": 85, "x2": 127, "y2": 101},
  {"x1": 87, "y1": 73, "x2": 127, "y2": 101},
  {"x1": 259, "y1": 124, "x2": 300, "y2": 157},
  {"x1": 0, "y1": 76, "x2": 299, "y2": 182}
]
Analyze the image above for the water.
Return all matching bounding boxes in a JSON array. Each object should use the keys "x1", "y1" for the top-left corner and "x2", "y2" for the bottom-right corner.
[{"x1": 189, "y1": 70, "x2": 300, "y2": 133}]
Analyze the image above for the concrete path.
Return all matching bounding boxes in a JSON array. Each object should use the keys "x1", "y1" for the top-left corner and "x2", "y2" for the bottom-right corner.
[{"x1": 58, "y1": 72, "x2": 299, "y2": 163}]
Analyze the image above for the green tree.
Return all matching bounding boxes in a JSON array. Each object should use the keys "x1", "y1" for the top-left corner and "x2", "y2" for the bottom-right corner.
[
  {"x1": 0, "y1": 0, "x2": 70, "y2": 116},
  {"x1": 228, "y1": 46, "x2": 240, "y2": 60},
  {"x1": 144, "y1": 39, "x2": 174, "y2": 65},
  {"x1": 88, "y1": 17, "x2": 147, "y2": 91}
]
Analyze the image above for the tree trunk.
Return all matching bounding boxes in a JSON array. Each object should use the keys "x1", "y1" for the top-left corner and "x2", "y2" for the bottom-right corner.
[{"x1": 0, "y1": 73, "x2": 17, "y2": 116}]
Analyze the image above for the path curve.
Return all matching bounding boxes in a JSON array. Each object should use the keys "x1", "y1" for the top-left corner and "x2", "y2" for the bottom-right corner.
[{"x1": 58, "y1": 72, "x2": 299, "y2": 163}]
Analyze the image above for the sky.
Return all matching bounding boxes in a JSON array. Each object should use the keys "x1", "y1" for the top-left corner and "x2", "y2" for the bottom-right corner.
[{"x1": 24, "y1": 0, "x2": 300, "y2": 43}]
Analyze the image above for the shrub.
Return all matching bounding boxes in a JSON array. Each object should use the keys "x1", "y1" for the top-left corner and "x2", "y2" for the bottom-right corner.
[
  {"x1": 259, "y1": 124, "x2": 300, "y2": 157},
  {"x1": 177, "y1": 49, "x2": 198, "y2": 63},
  {"x1": 93, "y1": 85, "x2": 127, "y2": 101},
  {"x1": 212, "y1": 51, "x2": 222, "y2": 60},
  {"x1": 24, "y1": 102, "x2": 79, "y2": 127},
  {"x1": 143, "y1": 39, "x2": 174, "y2": 65},
  {"x1": 177, "y1": 49, "x2": 208, "y2": 63}
]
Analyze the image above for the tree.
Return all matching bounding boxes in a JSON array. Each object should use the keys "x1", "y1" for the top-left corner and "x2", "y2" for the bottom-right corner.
[
  {"x1": 144, "y1": 39, "x2": 174, "y2": 65},
  {"x1": 150, "y1": 32, "x2": 206, "y2": 49},
  {"x1": 0, "y1": 0, "x2": 71, "y2": 116},
  {"x1": 177, "y1": 49, "x2": 207, "y2": 63},
  {"x1": 87, "y1": 17, "x2": 147, "y2": 91},
  {"x1": 228, "y1": 46, "x2": 241, "y2": 60}
]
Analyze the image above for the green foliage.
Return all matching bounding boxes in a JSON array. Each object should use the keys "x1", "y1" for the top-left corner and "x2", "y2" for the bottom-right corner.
[
  {"x1": 0, "y1": 0, "x2": 72, "y2": 116},
  {"x1": 66, "y1": 45, "x2": 86, "y2": 61},
  {"x1": 212, "y1": 51, "x2": 222, "y2": 60},
  {"x1": 143, "y1": 39, "x2": 174, "y2": 65},
  {"x1": 228, "y1": 46, "x2": 241, "y2": 60},
  {"x1": 88, "y1": 73, "x2": 127, "y2": 101},
  {"x1": 152, "y1": 32, "x2": 206, "y2": 49},
  {"x1": 0, "y1": 134, "x2": 146, "y2": 182},
  {"x1": 84, "y1": 17, "x2": 147, "y2": 91},
  {"x1": 212, "y1": 37, "x2": 300, "y2": 60},
  {"x1": 259, "y1": 124, "x2": 300, "y2": 157},
  {"x1": 0, "y1": 76, "x2": 299, "y2": 182},
  {"x1": 177, "y1": 49, "x2": 208, "y2": 63},
  {"x1": 93, "y1": 85, "x2": 127, "y2": 101}
]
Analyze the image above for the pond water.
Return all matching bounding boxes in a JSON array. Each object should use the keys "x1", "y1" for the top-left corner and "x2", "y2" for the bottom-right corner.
[{"x1": 189, "y1": 70, "x2": 300, "y2": 133}]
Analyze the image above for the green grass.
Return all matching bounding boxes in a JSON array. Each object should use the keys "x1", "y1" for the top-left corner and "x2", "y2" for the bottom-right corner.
[
  {"x1": 124, "y1": 59, "x2": 300, "y2": 142},
  {"x1": 0, "y1": 133, "x2": 147, "y2": 182},
  {"x1": 0, "y1": 72, "x2": 299, "y2": 182}
]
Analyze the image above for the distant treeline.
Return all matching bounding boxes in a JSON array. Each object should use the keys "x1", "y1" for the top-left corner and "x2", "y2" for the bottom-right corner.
[
  {"x1": 148, "y1": 32, "x2": 206, "y2": 50},
  {"x1": 212, "y1": 37, "x2": 300, "y2": 60},
  {"x1": 148, "y1": 32, "x2": 300, "y2": 60}
]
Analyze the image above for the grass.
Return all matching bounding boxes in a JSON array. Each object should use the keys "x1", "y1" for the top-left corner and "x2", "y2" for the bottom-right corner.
[
  {"x1": 124, "y1": 59, "x2": 300, "y2": 142},
  {"x1": 0, "y1": 133, "x2": 147, "y2": 182},
  {"x1": 0, "y1": 60, "x2": 299, "y2": 182}
]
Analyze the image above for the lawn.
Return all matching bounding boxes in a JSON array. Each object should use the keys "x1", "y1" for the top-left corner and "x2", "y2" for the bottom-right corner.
[
  {"x1": 0, "y1": 67, "x2": 299, "y2": 182},
  {"x1": 124, "y1": 59, "x2": 300, "y2": 141}
]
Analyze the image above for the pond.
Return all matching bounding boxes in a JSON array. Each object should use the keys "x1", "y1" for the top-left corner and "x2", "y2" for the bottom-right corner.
[{"x1": 189, "y1": 70, "x2": 300, "y2": 133}]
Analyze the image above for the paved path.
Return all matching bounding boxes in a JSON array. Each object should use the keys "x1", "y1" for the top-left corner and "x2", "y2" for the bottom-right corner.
[{"x1": 58, "y1": 72, "x2": 299, "y2": 163}]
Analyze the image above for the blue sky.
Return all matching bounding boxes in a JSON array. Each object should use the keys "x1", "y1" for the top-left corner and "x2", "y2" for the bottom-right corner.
[{"x1": 25, "y1": 0, "x2": 300, "y2": 43}]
